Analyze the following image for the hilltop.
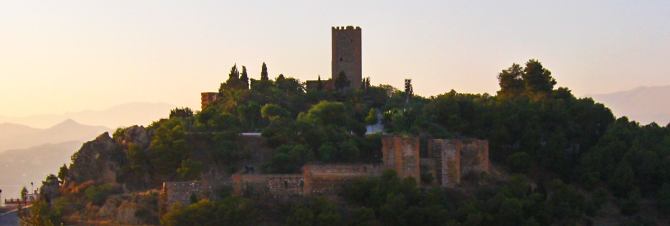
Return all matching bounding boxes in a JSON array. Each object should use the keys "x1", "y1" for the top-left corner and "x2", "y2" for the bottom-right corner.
[{"x1": 20, "y1": 60, "x2": 670, "y2": 226}]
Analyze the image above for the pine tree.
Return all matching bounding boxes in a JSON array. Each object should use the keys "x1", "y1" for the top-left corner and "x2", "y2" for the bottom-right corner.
[
  {"x1": 240, "y1": 66, "x2": 249, "y2": 89},
  {"x1": 261, "y1": 62, "x2": 269, "y2": 81},
  {"x1": 228, "y1": 64, "x2": 240, "y2": 81}
]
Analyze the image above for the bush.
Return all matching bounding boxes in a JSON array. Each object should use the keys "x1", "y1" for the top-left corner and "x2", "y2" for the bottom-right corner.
[{"x1": 84, "y1": 184, "x2": 120, "y2": 205}]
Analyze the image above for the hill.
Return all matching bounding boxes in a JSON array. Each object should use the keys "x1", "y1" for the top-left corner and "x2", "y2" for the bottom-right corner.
[
  {"x1": 592, "y1": 85, "x2": 670, "y2": 125},
  {"x1": 0, "y1": 141, "x2": 82, "y2": 199},
  {"x1": 0, "y1": 119, "x2": 108, "y2": 152},
  {"x1": 0, "y1": 102, "x2": 175, "y2": 129}
]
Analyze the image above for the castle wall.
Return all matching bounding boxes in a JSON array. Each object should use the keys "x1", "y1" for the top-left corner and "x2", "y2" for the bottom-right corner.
[
  {"x1": 162, "y1": 181, "x2": 211, "y2": 207},
  {"x1": 428, "y1": 139, "x2": 490, "y2": 187},
  {"x1": 303, "y1": 164, "x2": 382, "y2": 196},
  {"x1": 429, "y1": 139, "x2": 462, "y2": 187},
  {"x1": 232, "y1": 174, "x2": 305, "y2": 198},
  {"x1": 332, "y1": 26, "x2": 362, "y2": 89},
  {"x1": 460, "y1": 139, "x2": 490, "y2": 176},
  {"x1": 382, "y1": 136, "x2": 421, "y2": 183}
]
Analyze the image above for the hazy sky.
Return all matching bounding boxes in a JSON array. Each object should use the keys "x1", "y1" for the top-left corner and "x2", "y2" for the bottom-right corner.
[{"x1": 1, "y1": 0, "x2": 669, "y2": 117}]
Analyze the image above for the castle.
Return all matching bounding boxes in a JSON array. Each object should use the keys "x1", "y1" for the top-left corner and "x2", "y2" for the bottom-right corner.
[{"x1": 169, "y1": 26, "x2": 490, "y2": 206}]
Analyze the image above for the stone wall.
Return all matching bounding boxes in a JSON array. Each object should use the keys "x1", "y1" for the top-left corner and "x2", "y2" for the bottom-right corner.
[
  {"x1": 428, "y1": 139, "x2": 461, "y2": 187},
  {"x1": 162, "y1": 181, "x2": 211, "y2": 207},
  {"x1": 382, "y1": 136, "x2": 421, "y2": 183},
  {"x1": 231, "y1": 174, "x2": 305, "y2": 198},
  {"x1": 331, "y1": 26, "x2": 362, "y2": 90},
  {"x1": 428, "y1": 139, "x2": 490, "y2": 187},
  {"x1": 460, "y1": 139, "x2": 490, "y2": 176},
  {"x1": 231, "y1": 164, "x2": 383, "y2": 198},
  {"x1": 303, "y1": 164, "x2": 382, "y2": 196}
]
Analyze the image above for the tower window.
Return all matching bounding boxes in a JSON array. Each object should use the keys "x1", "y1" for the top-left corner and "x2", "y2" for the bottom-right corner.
[{"x1": 340, "y1": 57, "x2": 343, "y2": 62}]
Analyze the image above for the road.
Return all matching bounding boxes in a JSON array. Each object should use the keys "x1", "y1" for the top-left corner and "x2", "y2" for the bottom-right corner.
[{"x1": 0, "y1": 210, "x2": 18, "y2": 226}]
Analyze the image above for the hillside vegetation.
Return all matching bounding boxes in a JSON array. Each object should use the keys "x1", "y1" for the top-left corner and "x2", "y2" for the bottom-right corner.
[{"x1": 26, "y1": 60, "x2": 670, "y2": 226}]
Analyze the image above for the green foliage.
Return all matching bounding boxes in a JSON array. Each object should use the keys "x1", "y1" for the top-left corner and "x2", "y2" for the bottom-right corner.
[
  {"x1": 57, "y1": 164, "x2": 68, "y2": 181},
  {"x1": 505, "y1": 152, "x2": 531, "y2": 173},
  {"x1": 148, "y1": 118, "x2": 189, "y2": 179},
  {"x1": 170, "y1": 107, "x2": 194, "y2": 119},
  {"x1": 265, "y1": 144, "x2": 314, "y2": 173},
  {"x1": 657, "y1": 183, "x2": 670, "y2": 214},
  {"x1": 335, "y1": 71, "x2": 350, "y2": 91},
  {"x1": 161, "y1": 197, "x2": 257, "y2": 226},
  {"x1": 286, "y1": 197, "x2": 343, "y2": 226},
  {"x1": 84, "y1": 184, "x2": 120, "y2": 206},
  {"x1": 177, "y1": 159, "x2": 204, "y2": 180},
  {"x1": 365, "y1": 108, "x2": 378, "y2": 125},
  {"x1": 21, "y1": 186, "x2": 28, "y2": 200},
  {"x1": 261, "y1": 103, "x2": 290, "y2": 121},
  {"x1": 21, "y1": 200, "x2": 63, "y2": 226}
]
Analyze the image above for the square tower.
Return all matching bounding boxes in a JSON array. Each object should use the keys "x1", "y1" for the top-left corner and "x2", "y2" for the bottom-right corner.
[{"x1": 332, "y1": 26, "x2": 362, "y2": 90}]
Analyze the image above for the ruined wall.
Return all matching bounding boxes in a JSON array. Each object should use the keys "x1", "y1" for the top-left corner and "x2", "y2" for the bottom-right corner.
[
  {"x1": 303, "y1": 164, "x2": 382, "y2": 196},
  {"x1": 332, "y1": 26, "x2": 362, "y2": 89},
  {"x1": 200, "y1": 92, "x2": 218, "y2": 110},
  {"x1": 162, "y1": 181, "x2": 211, "y2": 207},
  {"x1": 428, "y1": 139, "x2": 490, "y2": 187},
  {"x1": 428, "y1": 139, "x2": 462, "y2": 187},
  {"x1": 382, "y1": 136, "x2": 421, "y2": 183},
  {"x1": 232, "y1": 174, "x2": 305, "y2": 198},
  {"x1": 460, "y1": 139, "x2": 490, "y2": 176}
]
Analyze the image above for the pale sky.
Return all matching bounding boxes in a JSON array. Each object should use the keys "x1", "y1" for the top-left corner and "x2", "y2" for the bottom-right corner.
[{"x1": 1, "y1": 0, "x2": 669, "y2": 117}]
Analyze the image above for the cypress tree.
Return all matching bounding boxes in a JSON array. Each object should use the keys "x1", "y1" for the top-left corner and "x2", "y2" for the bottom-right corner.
[{"x1": 261, "y1": 62, "x2": 269, "y2": 81}]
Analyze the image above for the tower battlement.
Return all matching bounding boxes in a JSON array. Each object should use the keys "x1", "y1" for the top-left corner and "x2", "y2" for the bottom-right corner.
[{"x1": 332, "y1": 26, "x2": 361, "y2": 31}]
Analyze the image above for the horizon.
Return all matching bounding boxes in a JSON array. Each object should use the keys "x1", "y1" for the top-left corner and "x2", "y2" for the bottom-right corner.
[{"x1": 1, "y1": 0, "x2": 669, "y2": 118}]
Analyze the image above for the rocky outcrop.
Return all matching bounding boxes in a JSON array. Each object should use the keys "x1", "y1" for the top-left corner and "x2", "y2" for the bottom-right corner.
[
  {"x1": 98, "y1": 192, "x2": 159, "y2": 225},
  {"x1": 114, "y1": 125, "x2": 151, "y2": 150},
  {"x1": 68, "y1": 132, "x2": 126, "y2": 184}
]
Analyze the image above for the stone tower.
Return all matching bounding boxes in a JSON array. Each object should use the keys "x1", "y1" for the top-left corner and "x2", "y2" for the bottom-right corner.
[{"x1": 332, "y1": 26, "x2": 362, "y2": 90}]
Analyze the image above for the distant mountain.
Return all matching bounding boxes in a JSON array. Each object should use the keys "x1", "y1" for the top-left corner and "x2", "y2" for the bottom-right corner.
[
  {"x1": 0, "y1": 141, "x2": 81, "y2": 199},
  {"x1": 592, "y1": 85, "x2": 670, "y2": 125},
  {"x1": 0, "y1": 119, "x2": 108, "y2": 152},
  {"x1": 0, "y1": 102, "x2": 175, "y2": 129}
]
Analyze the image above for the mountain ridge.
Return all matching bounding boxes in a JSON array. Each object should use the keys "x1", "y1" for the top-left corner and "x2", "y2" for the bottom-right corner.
[{"x1": 591, "y1": 85, "x2": 670, "y2": 125}]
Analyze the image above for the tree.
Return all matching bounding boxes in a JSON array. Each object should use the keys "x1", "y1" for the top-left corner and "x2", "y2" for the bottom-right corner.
[
  {"x1": 404, "y1": 79, "x2": 413, "y2": 103},
  {"x1": 522, "y1": 59, "x2": 556, "y2": 99},
  {"x1": 57, "y1": 164, "x2": 68, "y2": 182},
  {"x1": 335, "y1": 71, "x2": 350, "y2": 91},
  {"x1": 170, "y1": 107, "x2": 194, "y2": 119},
  {"x1": 260, "y1": 62, "x2": 269, "y2": 81},
  {"x1": 21, "y1": 186, "x2": 28, "y2": 201},
  {"x1": 240, "y1": 66, "x2": 249, "y2": 89},
  {"x1": 497, "y1": 63, "x2": 525, "y2": 98},
  {"x1": 261, "y1": 104, "x2": 289, "y2": 121},
  {"x1": 365, "y1": 108, "x2": 378, "y2": 125}
]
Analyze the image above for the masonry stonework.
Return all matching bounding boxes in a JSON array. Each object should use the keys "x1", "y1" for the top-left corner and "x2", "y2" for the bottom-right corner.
[
  {"x1": 427, "y1": 139, "x2": 490, "y2": 187},
  {"x1": 232, "y1": 174, "x2": 305, "y2": 198},
  {"x1": 382, "y1": 136, "x2": 421, "y2": 183},
  {"x1": 332, "y1": 26, "x2": 362, "y2": 89},
  {"x1": 303, "y1": 164, "x2": 382, "y2": 196},
  {"x1": 161, "y1": 181, "x2": 211, "y2": 207}
]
